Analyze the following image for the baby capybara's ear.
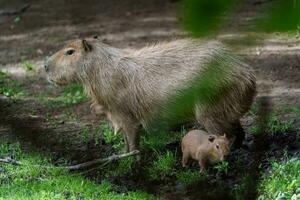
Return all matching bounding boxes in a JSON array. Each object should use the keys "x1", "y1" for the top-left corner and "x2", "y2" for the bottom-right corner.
[
  {"x1": 208, "y1": 135, "x2": 215, "y2": 142},
  {"x1": 82, "y1": 39, "x2": 92, "y2": 52}
]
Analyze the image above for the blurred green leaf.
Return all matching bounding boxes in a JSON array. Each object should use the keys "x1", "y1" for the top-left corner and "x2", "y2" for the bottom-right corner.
[
  {"x1": 260, "y1": 0, "x2": 300, "y2": 32},
  {"x1": 179, "y1": 0, "x2": 236, "y2": 36}
]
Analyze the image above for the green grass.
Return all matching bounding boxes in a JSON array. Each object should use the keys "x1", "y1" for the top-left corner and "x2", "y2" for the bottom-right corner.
[
  {"x1": 38, "y1": 83, "x2": 87, "y2": 108},
  {"x1": 21, "y1": 60, "x2": 35, "y2": 71},
  {"x1": 282, "y1": 106, "x2": 300, "y2": 115},
  {"x1": 214, "y1": 161, "x2": 229, "y2": 174},
  {"x1": 0, "y1": 70, "x2": 26, "y2": 98},
  {"x1": 0, "y1": 143, "x2": 156, "y2": 200},
  {"x1": 258, "y1": 157, "x2": 300, "y2": 200},
  {"x1": 176, "y1": 169, "x2": 206, "y2": 187},
  {"x1": 62, "y1": 83, "x2": 86, "y2": 105},
  {"x1": 147, "y1": 151, "x2": 177, "y2": 181},
  {"x1": 101, "y1": 123, "x2": 124, "y2": 150},
  {"x1": 250, "y1": 113, "x2": 294, "y2": 134},
  {"x1": 105, "y1": 157, "x2": 135, "y2": 177},
  {"x1": 142, "y1": 127, "x2": 186, "y2": 151}
]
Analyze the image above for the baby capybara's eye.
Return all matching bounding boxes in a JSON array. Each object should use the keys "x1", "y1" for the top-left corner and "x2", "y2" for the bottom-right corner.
[
  {"x1": 66, "y1": 49, "x2": 75, "y2": 55},
  {"x1": 216, "y1": 145, "x2": 220, "y2": 149}
]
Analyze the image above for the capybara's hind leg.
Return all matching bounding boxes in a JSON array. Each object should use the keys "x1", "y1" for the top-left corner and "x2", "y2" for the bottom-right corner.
[
  {"x1": 122, "y1": 133, "x2": 129, "y2": 153},
  {"x1": 123, "y1": 123, "x2": 140, "y2": 152}
]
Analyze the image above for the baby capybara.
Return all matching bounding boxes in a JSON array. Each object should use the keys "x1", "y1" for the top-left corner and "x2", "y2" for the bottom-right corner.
[{"x1": 181, "y1": 130, "x2": 230, "y2": 172}]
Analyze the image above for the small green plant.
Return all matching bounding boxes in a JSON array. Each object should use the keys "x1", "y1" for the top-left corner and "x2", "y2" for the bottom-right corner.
[
  {"x1": 40, "y1": 84, "x2": 87, "y2": 107},
  {"x1": 148, "y1": 151, "x2": 177, "y2": 180},
  {"x1": 176, "y1": 169, "x2": 206, "y2": 187},
  {"x1": 250, "y1": 113, "x2": 294, "y2": 134},
  {"x1": 258, "y1": 157, "x2": 300, "y2": 200},
  {"x1": 283, "y1": 106, "x2": 300, "y2": 115},
  {"x1": 21, "y1": 60, "x2": 35, "y2": 71},
  {"x1": 62, "y1": 83, "x2": 86, "y2": 105},
  {"x1": 0, "y1": 71, "x2": 26, "y2": 98},
  {"x1": 214, "y1": 161, "x2": 229, "y2": 174},
  {"x1": 101, "y1": 123, "x2": 123, "y2": 150},
  {"x1": 105, "y1": 157, "x2": 135, "y2": 177}
]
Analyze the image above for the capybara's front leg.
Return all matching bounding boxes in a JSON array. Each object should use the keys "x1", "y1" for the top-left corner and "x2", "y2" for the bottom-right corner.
[
  {"x1": 181, "y1": 152, "x2": 189, "y2": 168},
  {"x1": 198, "y1": 158, "x2": 206, "y2": 173}
]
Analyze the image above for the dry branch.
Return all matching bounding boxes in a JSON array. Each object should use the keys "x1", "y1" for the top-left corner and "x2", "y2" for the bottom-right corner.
[{"x1": 0, "y1": 150, "x2": 139, "y2": 171}]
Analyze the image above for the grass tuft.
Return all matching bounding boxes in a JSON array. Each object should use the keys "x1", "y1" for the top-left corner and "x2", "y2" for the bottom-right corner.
[
  {"x1": 0, "y1": 143, "x2": 156, "y2": 200},
  {"x1": 258, "y1": 157, "x2": 300, "y2": 200},
  {"x1": 176, "y1": 169, "x2": 206, "y2": 187},
  {"x1": 250, "y1": 113, "x2": 294, "y2": 134},
  {"x1": 0, "y1": 70, "x2": 26, "y2": 98},
  {"x1": 147, "y1": 151, "x2": 177, "y2": 181}
]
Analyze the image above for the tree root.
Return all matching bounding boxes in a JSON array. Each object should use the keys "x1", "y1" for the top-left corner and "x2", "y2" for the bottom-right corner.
[{"x1": 0, "y1": 150, "x2": 139, "y2": 171}]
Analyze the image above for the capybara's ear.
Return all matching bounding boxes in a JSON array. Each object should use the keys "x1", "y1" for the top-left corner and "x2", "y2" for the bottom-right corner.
[
  {"x1": 208, "y1": 135, "x2": 215, "y2": 142},
  {"x1": 82, "y1": 39, "x2": 92, "y2": 52}
]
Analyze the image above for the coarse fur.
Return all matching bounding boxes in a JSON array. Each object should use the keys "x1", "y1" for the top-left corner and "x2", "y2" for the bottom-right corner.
[
  {"x1": 181, "y1": 130, "x2": 230, "y2": 172},
  {"x1": 45, "y1": 38, "x2": 256, "y2": 152}
]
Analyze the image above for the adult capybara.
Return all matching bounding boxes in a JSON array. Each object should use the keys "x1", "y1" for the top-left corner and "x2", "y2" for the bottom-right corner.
[
  {"x1": 181, "y1": 130, "x2": 230, "y2": 172},
  {"x1": 44, "y1": 38, "x2": 256, "y2": 153}
]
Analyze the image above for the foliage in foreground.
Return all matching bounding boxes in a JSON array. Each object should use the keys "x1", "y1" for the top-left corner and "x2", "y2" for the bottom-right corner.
[
  {"x1": 258, "y1": 157, "x2": 300, "y2": 200},
  {"x1": 0, "y1": 143, "x2": 156, "y2": 200}
]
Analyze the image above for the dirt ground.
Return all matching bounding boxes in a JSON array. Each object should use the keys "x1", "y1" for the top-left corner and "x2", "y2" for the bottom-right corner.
[{"x1": 0, "y1": 0, "x2": 300, "y2": 199}]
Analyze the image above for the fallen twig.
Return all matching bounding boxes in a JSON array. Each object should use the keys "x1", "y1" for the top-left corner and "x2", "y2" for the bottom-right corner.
[
  {"x1": 0, "y1": 4, "x2": 31, "y2": 16},
  {"x1": 0, "y1": 150, "x2": 139, "y2": 171}
]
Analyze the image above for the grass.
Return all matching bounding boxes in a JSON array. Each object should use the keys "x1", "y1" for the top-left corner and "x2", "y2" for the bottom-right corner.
[
  {"x1": 105, "y1": 157, "x2": 135, "y2": 177},
  {"x1": 142, "y1": 127, "x2": 186, "y2": 151},
  {"x1": 258, "y1": 157, "x2": 300, "y2": 200},
  {"x1": 176, "y1": 169, "x2": 206, "y2": 187},
  {"x1": 101, "y1": 123, "x2": 124, "y2": 150},
  {"x1": 21, "y1": 60, "x2": 35, "y2": 71},
  {"x1": 38, "y1": 83, "x2": 87, "y2": 108},
  {"x1": 282, "y1": 106, "x2": 300, "y2": 115},
  {"x1": 214, "y1": 161, "x2": 229, "y2": 174},
  {"x1": 147, "y1": 151, "x2": 177, "y2": 181},
  {"x1": 250, "y1": 113, "x2": 294, "y2": 134},
  {"x1": 0, "y1": 143, "x2": 156, "y2": 200},
  {"x1": 0, "y1": 70, "x2": 26, "y2": 98}
]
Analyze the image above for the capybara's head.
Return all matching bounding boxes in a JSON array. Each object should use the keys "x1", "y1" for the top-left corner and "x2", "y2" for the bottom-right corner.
[
  {"x1": 208, "y1": 134, "x2": 230, "y2": 162},
  {"x1": 44, "y1": 39, "x2": 93, "y2": 85}
]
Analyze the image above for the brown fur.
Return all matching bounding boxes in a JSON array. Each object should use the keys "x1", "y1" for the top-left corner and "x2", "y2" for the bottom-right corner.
[
  {"x1": 181, "y1": 130, "x2": 230, "y2": 172},
  {"x1": 45, "y1": 38, "x2": 256, "y2": 153}
]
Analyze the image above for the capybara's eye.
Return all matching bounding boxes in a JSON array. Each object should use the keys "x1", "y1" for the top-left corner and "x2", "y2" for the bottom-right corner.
[
  {"x1": 216, "y1": 145, "x2": 220, "y2": 149},
  {"x1": 66, "y1": 49, "x2": 75, "y2": 55}
]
